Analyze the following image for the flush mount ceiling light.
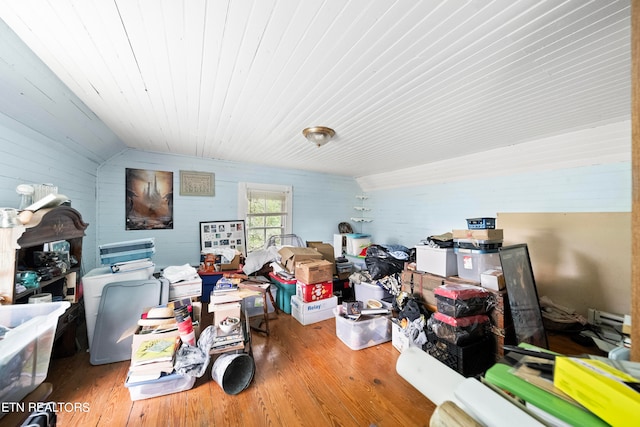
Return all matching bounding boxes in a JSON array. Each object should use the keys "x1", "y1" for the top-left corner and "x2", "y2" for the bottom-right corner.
[{"x1": 302, "y1": 126, "x2": 335, "y2": 147}]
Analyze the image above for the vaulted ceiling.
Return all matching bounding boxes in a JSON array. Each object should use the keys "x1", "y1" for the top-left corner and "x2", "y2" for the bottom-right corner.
[{"x1": 0, "y1": 1, "x2": 631, "y2": 178}]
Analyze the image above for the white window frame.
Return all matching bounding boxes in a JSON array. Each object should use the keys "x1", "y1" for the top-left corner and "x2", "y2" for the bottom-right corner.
[{"x1": 238, "y1": 182, "x2": 293, "y2": 252}]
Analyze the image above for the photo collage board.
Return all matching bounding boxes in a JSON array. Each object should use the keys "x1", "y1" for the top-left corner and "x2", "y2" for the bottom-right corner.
[{"x1": 199, "y1": 220, "x2": 247, "y2": 256}]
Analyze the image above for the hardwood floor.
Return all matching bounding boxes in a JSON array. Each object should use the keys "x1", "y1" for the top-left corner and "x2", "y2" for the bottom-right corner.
[{"x1": 44, "y1": 309, "x2": 436, "y2": 427}]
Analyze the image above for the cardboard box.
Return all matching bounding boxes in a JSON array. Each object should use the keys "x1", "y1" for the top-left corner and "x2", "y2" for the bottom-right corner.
[
  {"x1": 412, "y1": 272, "x2": 445, "y2": 307},
  {"x1": 210, "y1": 302, "x2": 241, "y2": 326},
  {"x1": 278, "y1": 247, "x2": 323, "y2": 273},
  {"x1": 391, "y1": 319, "x2": 410, "y2": 353},
  {"x1": 452, "y1": 229, "x2": 503, "y2": 240},
  {"x1": 295, "y1": 259, "x2": 333, "y2": 284},
  {"x1": 296, "y1": 280, "x2": 333, "y2": 302},
  {"x1": 291, "y1": 295, "x2": 337, "y2": 325},
  {"x1": 554, "y1": 357, "x2": 640, "y2": 427},
  {"x1": 307, "y1": 241, "x2": 336, "y2": 273},
  {"x1": 220, "y1": 254, "x2": 241, "y2": 271},
  {"x1": 480, "y1": 269, "x2": 505, "y2": 291}
]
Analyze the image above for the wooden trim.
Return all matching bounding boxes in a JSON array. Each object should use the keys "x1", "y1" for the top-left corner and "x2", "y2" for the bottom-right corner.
[{"x1": 632, "y1": 0, "x2": 639, "y2": 362}]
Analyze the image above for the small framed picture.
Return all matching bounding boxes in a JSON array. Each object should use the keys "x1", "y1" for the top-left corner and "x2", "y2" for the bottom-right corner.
[{"x1": 180, "y1": 170, "x2": 215, "y2": 196}]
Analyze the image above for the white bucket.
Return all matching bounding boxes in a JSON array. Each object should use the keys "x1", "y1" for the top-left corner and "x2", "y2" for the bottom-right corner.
[{"x1": 211, "y1": 352, "x2": 255, "y2": 395}]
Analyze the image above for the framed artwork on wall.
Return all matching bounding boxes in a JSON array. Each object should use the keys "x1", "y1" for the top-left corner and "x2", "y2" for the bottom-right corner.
[
  {"x1": 499, "y1": 243, "x2": 549, "y2": 349},
  {"x1": 199, "y1": 220, "x2": 247, "y2": 256},
  {"x1": 125, "y1": 168, "x2": 174, "y2": 230},
  {"x1": 180, "y1": 170, "x2": 215, "y2": 196}
]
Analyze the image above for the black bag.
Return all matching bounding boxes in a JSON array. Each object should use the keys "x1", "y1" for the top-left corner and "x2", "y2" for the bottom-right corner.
[
  {"x1": 365, "y1": 245, "x2": 405, "y2": 280},
  {"x1": 398, "y1": 298, "x2": 422, "y2": 322}
]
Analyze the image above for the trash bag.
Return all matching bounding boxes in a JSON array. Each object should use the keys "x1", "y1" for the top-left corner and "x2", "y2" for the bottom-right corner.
[
  {"x1": 365, "y1": 244, "x2": 406, "y2": 280},
  {"x1": 174, "y1": 325, "x2": 216, "y2": 378},
  {"x1": 398, "y1": 298, "x2": 423, "y2": 322}
]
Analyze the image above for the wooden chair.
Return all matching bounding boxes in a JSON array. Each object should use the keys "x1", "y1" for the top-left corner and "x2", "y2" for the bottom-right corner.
[{"x1": 238, "y1": 280, "x2": 279, "y2": 335}]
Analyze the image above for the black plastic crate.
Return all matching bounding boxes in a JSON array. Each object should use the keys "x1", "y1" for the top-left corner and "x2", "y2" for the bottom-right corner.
[
  {"x1": 454, "y1": 240, "x2": 502, "y2": 251},
  {"x1": 466, "y1": 217, "x2": 496, "y2": 229},
  {"x1": 424, "y1": 332, "x2": 495, "y2": 377}
]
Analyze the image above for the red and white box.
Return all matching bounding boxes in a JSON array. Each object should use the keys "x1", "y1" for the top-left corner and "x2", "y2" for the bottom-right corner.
[{"x1": 295, "y1": 280, "x2": 333, "y2": 302}]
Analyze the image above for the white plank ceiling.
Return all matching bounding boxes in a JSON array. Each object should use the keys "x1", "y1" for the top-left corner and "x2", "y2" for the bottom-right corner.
[{"x1": 0, "y1": 0, "x2": 631, "y2": 179}]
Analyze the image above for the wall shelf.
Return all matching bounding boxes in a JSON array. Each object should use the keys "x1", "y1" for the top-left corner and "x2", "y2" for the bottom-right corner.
[{"x1": 351, "y1": 195, "x2": 372, "y2": 230}]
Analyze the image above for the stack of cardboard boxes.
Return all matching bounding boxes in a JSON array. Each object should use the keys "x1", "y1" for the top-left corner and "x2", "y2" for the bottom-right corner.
[
  {"x1": 272, "y1": 246, "x2": 338, "y2": 320},
  {"x1": 291, "y1": 258, "x2": 337, "y2": 325}
]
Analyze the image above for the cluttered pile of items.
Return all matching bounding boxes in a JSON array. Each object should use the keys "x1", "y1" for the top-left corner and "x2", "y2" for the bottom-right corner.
[{"x1": 123, "y1": 290, "x2": 256, "y2": 399}]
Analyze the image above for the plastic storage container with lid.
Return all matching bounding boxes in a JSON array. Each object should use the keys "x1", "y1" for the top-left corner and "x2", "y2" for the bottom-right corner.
[
  {"x1": 454, "y1": 248, "x2": 502, "y2": 282},
  {"x1": 428, "y1": 312, "x2": 490, "y2": 345},
  {"x1": 334, "y1": 306, "x2": 392, "y2": 350},
  {"x1": 125, "y1": 372, "x2": 196, "y2": 401},
  {"x1": 415, "y1": 245, "x2": 458, "y2": 277},
  {"x1": 269, "y1": 272, "x2": 297, "y2": 314},
  {"x1": 434, "y1": 283, "x2": 492, "y2": 317},
  {"x1": 0, "y1": 301, "x2": 70, "y2": 408}
]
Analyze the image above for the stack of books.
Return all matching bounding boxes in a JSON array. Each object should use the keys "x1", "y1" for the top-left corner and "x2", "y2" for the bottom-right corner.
[
  {"x1": 124, "y1": 302, "x2": 189, "y2": 383},
  {"x1": 484, "y1": 344, "x2": 640, "y2": 426},
  {"x1": 210, "y1": 325, "x2": 245, "y2": 354},
  {"x1": 128, "y1": 334, "x2": 180, "y2": 383}
]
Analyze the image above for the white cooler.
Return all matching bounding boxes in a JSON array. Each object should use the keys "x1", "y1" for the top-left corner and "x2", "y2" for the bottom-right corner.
[
  {"x1": 82, "y1": 266, "x2": 154, "y2": 349},
  {"x1": 415, "y1": 245, "x2": 458, "y2": 277}
]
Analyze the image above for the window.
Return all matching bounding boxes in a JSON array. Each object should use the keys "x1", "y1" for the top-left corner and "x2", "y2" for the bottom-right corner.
[{"x1": 238, "y1": 183, "x2": 292, "y2": 252}]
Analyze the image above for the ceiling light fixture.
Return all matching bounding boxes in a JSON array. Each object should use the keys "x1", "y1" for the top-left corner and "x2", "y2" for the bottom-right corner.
[{"x1": 302, "y1": 126, "x2": 335, "y2": 147}]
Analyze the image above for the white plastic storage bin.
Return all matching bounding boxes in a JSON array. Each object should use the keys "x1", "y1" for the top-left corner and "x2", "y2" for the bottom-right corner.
[
  {"x1": 82, "y1": 266, "x2": 155, "y2": 349},
  {"x1": 0, "y1": 302, "x2": 70, "y2": 407},
  {"x1": 346, "y1": 234, "x2": 371, "y2": 256},
  {"x1": 415, "y1": 245, "x2": 458, "y2": 277},
  {"x1": 291, "y1": 295, "x2": 337, "y2": 325},
  {"x1": 354, "y1": 282, "x2": 392, "y2": 307},
  {"x1": 125, "y1": 372, "x2": 196, "y2": 401},
  {"x1": 242, "y1": 284, "x2": 277, "y2": 317},
  {"x1": 454, "y1": 248, "x2": 501, "y2": 283},
  {"x1": 334, "y1": 306, "x2": 392, "y2": 350}
]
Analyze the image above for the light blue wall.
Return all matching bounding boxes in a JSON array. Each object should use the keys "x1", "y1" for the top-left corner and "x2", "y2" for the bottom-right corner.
[
  {"x1": 0, "y1": 16, "x2": 127, "y2": 277},
  {"x1": 0, "y1": 114, "x2": 100, "y2": 274},
  {"x1": 366, "y1": 162, "x2": 632, "y2": 247},
  {"x1": 95, "y1": 149, "x2": 361, "y2": 270}
]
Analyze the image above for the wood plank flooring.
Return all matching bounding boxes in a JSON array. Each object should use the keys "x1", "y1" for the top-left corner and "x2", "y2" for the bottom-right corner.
[{"x1": 44, "y1": 309, "x2": 436, "y2": 426}]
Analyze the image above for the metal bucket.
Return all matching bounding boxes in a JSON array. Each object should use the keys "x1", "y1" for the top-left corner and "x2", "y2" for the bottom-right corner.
[{"x1": 211, "y1": 353, "x2": 255, "y2": 395}]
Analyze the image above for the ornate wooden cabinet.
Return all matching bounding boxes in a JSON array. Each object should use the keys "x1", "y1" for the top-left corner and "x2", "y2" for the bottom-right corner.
[
  {"x1": 5, "y1": 206, "x2": 89, "y2": 356},
  {"x1": 12, "y1": 206, "x2": 88, "y2": 304}
]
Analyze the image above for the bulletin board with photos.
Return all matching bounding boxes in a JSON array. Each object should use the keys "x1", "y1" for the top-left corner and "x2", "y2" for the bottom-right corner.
[{"x1": 199, "y1": 220, "x2": 247, "y2": 256}]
